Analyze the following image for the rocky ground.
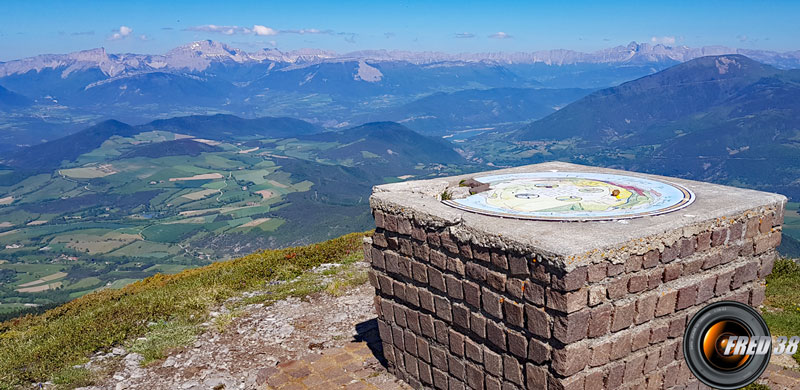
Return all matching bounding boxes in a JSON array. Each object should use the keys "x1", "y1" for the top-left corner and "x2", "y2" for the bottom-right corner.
[{"x1": 73, "y1": 276, "x2": 409, "y2": 390}]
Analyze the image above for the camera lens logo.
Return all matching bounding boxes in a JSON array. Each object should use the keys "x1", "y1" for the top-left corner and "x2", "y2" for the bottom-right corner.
[{"x1": 684, "y1": 301, "x2": 772, "y2": 389}]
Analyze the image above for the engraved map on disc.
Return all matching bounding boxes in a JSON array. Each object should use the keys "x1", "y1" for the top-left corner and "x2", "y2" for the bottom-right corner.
[{"x1": 442, "y1": 172, "x2": 695, "y2": 221}]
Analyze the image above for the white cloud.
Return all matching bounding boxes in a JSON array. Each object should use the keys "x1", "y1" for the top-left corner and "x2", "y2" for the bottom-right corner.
[
  {"x1": 253, "y1": 25, "x2": 278, "y2": 36},
  {"x1": 489, "y1": 32, "x2": 512, "y2": 39},
  {"x1": 185, "y1": 24, "x2": 352, "y2": 41},
  {"x1": 650, "y1": 35, "x2": 676, "y2": 45},
  {"x1": 737, "y1": 34, "x2": 748, "y2": 42},
  {"x1": 455, "y1": 32, "x2": 475, "y2": 39},
  {"x1": 187, "y1": 24, "x2": 277, "y2": 36},
  {"x1": 281, "y1": 28, "x2": 333, "y2": 35},
  {"x1": 109, "y1": 25, "x2": 133, "y2": 40}
]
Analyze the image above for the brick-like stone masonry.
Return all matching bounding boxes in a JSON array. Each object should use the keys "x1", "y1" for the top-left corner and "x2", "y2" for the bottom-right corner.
[{"x1": 363, "y1": 163, "x2": 786, "y2": 390}]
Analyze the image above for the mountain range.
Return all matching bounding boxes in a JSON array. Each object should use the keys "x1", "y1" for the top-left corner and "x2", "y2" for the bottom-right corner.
[
  {"x1": 1, "y1": 40, "x2": 799, "y2": 150},
  {"x1": 3, "y1": 41, "x2": 800, "y2": 77},
  {"x1": 2, "y1": 40, "x2": 799, "y2": 104}
]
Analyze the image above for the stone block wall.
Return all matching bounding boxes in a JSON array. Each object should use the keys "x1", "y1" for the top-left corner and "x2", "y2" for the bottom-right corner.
[{"x1": 363, "y1": 164, "x2": 785, "y2": 390}]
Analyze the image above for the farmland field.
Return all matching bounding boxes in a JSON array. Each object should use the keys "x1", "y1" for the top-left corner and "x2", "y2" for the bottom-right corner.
[
  {"x1": 0, "y1": 122, "x2": 467, "y2": 315},
  {"x1": 0, "y1": 132, "x2": 321, "y2": 311}
]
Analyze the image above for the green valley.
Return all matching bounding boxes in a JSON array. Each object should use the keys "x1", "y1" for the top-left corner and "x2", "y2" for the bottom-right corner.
[{"x1": 0, "y1": 117, "x2": 470, "y2": 315}]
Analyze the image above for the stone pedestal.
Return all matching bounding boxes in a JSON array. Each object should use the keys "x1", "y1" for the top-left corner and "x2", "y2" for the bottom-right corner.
[{"x1": 363, "y1": 162, "x2": 785, "y2": 390}]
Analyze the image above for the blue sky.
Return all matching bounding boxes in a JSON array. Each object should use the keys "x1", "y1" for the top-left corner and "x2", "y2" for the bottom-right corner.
[{"x1": 1, "y1": 0, "x2": 799, "y2": 61}]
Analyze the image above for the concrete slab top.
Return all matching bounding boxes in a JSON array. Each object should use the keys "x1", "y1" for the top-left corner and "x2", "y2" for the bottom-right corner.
[{"x1": 370, "y1": 162, "x2": 786, "y2": 267}]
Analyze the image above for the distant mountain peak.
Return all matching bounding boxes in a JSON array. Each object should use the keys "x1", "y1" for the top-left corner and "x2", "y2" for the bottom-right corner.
[
  {"x1": 69, "y1": 47, "x2": 108, "y2": 60},
  {"x1": 651, "y1": 54, "x2": 776, "y2": 83},
  {"x1": 168, "y1": 40, "x2": 242, "y2": 57}
]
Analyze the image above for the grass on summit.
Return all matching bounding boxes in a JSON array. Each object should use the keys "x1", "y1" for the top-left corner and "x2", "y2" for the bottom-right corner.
[{"x1": 0, "y1": 232, "x2": 369, "y2": 388}]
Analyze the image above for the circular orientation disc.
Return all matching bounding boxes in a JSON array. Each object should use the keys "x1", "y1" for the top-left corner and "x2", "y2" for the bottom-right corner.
[{"x1": 442, "y1": 172, "x2": 695, "y2": 221}]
